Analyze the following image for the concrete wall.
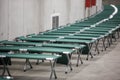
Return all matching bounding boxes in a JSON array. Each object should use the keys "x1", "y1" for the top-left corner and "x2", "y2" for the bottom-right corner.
[
  {"x1": 91, "y1": 5, "x2": 97, "y2": 15},
  {"x1": 69, "y1": 0, "x2": 85, "y2": 23},
  {"x1": 0, "y1": 0, "x2": 9, "y2": 40},
  {"x1": 40, "y1": 0, "x2": 70, "y2": 31},
  {"x1": 96, "y1": 0, "x2": 103, "y2": 12},
  {"x1": 0, "y1": 0, "x2": 41, "y2": 40},
  {"x1": 37, "y1": 0, "x2": 85, "y2": 31},
  {"x1": 0, "y1": 0, "x2": 102, "y2": 40}
]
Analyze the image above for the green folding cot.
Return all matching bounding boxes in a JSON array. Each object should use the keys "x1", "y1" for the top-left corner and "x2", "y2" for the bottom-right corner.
[
  {"x1": 0, "y1": 46, "x2": 75, "y2": 73},
  {"x1": 0, "y1": 52, "x2": 61, "y2": 80}
]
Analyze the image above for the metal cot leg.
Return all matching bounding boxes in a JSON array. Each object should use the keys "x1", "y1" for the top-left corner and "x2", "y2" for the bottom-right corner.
[
  {"x1": 76, "y1": 49, "x2": 83, "y2": 67},
  {"x1": 94, "y1": 40, "x2": 100, "y2": 54},
  {"x1": 1, "y1": 57, "x2": 11, "y2": 77},
  {"x1": 49, "y1": 59, "x2": 57, "y2": 80},
  {"x1": 86, "y1": 43, "x2": 93, "y2": 60},
  {"x1": 101, "y1": 38, "x2": 106, "y2": 51},
  {"x1": 23, "y1": 59, "x2": 33, "y2": 72},
  {"x1": 65, "y1": 54, "x2": 72, "y2": 74}
]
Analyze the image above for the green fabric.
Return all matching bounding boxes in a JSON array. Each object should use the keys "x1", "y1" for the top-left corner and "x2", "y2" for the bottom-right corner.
[
  {"x1": 43, "y1": 33, "x2": 69, "y2": 35},
  {"x1": 90, "y1": 27, "x2": 113, "y2": 30},
  {"x1": 58, "y1": 28, "x2": 83, "y2": 31},
  {"x1": 1, "y1": 41, "x2": 43, "y2": 46},
  {"x1": 80, "y1": 31, "x2": 108, "y2": 35},
  {"x1": 71, "y1": 23, "x2": 93, "y2": 26},
  {"x1": 20, "y1": 37, "x2": 57, "y2": 42},
  {"x1": 57, "y1": 54, "x2": 69, "y2": 65},
  {"x1": 0, "y1": 53, "x2": 60, "y2": 60},
  {"x1": 51, "y1": 30, "x2": 77, "y2": 33},
  {"x1": 75, "y1": 34, "x2": 102, "y2": 37},
  {"x1": 0, "y1": 77, "x2": 12, "y2": 80},
  {"x1": 56, "y1": 39, "x2": 95, "y2": 44},
  {"x1": 1, "y1": 41, "x2": 85, "y2": 49},
  {"x1": 85, "y1": 29, "x2": 109, "y2": 32},
  {"x1": 32, "y1": 35, "x2": 59, "y2": 38},
  {"x1": 64, "y1": 36, "x2": 100, "y2": 40},
  {"x1": 0, "y1": 46, "x2": 74, "y2": 54},
  {"x1": 43, "y1": 43, "x2": 85, "y2": 49}
]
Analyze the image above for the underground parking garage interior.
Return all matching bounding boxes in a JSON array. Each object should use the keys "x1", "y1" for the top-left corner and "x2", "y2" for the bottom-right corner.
[{"x1": 0, "y1": 0, "x2": 120, "y2": 80}]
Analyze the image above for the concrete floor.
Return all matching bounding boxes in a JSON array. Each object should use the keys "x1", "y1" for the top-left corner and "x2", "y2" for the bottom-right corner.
[
  {"x1": 1, "y1": 38, "x2": 120, "y2": 80},
  {"x1": 67, "y1": 39, "x2": 120, "y2": 80}
]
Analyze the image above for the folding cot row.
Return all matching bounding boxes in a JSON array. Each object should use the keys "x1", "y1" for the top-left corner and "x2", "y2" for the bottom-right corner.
[
  {"x1": 0, "y1": 5, "x2": 119, "y2": 80},
  {"x1": 0, "y1": 40, "x2": 86, "y2": 80},
  {"x1": 17, "y1": 4, "x2": 120, "y2": 60}
]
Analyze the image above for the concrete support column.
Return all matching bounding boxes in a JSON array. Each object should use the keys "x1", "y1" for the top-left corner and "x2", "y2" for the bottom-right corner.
[
  {"x1": 0, "y1": 0, "x2": 9, "y2": 40},
  {"x1": 69, "y1": 0, "x2": 85, "y2": 23},
  {"x1": 96, "y1": 0, "x2": 103, "y2": 12}
]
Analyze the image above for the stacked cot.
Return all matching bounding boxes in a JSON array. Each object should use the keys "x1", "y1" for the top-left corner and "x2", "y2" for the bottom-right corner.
[{"x1": 0, "y1": 5, "x2": 120, "y2": 80}]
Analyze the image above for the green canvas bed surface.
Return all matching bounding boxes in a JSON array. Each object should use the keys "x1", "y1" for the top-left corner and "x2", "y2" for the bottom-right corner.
[
  {"x1": 108, "y1": 19, "x2": 120, "y2": 21},
  {"x1": 84, "y1": 29, "x2": 111, "y2": 33},
  {"x1": 42, "y1": 32, "x2": 69, "y2": 35},
  {"x1": 64, "y1": 36, "x2": 101, "y2": 40},
  {"x1": 30, "y1": 35, "x2": 60, "y2": 38},
  {"x1": 105, "y1": 21, "x2": 120, "y2": 23},
  {"x1": 74, "y1": 34, "x2": 103, "y2": 37},
  {"x1": 89, "y1": 27, "x2": 116, "y2": 30},
  {"x1": 104, "y1": 21, "x2": 120, "y2": 24},
  {"x1": 0, "y1": 77, "x2": 12, "y2": 80},
  {"x1": 60, "y1": 26, "x2": 86, "y2": 29},
  {"x1": 71, "y1": 23, "x2": 92, "y2": 25},
  {"x1": 49, "y1": 30, "x2": 78, "y2": 33},
  {"x1": 0, "y1": 52, "x2": 61, "y2": 80},
  {"x1": 0, "y1": 53, "x2": 60, "y2": 61},
  {"x1": 0, "y1": 41, "x2": 42, "y2": 46},
  {"x1": 44, "y1": 31, "x2": 76, "y2": 34},
  {"x1": 70, "y1": 24, "x2": 91, "y2": 27},
  {"x1": 30, "y1": 32, "x2": 103, "y2": 39},
  {"x1": 95, "y1": 27, "x2": 120, "y2": 32},
  {"x1": 0, "y1": 46, "x2": 74, "y2": 54},
  {"x1": 95, "y1": 26, "x2": 120, "y2": 31},
  {"x1": 17, "y1": 35, "x2": 99, "y2": 43},
  {"x1": 19, "y1": 37, "x2": 57, "y2": 42},
  {"x1": 17, "y1": 36, "x2": 95, "y2": 44},
  {"x1": 98, "y1": 24, "x2": 119, "y2": 27},
  {"x1": 79, "y1": 31, "x2": 110, "y2": 35},
  {"x1": 57, "y1": 27, "x2": 84, "y2": 30},
  {"x1": 57, "y1": 27, "x2": 112, "y2": 31},
  {"x1": 55, "y1": 38, "x2": 95, "y2": 44},
  {"x1": 92, "y1": 26, "x2": 116, "y2": 30}
]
